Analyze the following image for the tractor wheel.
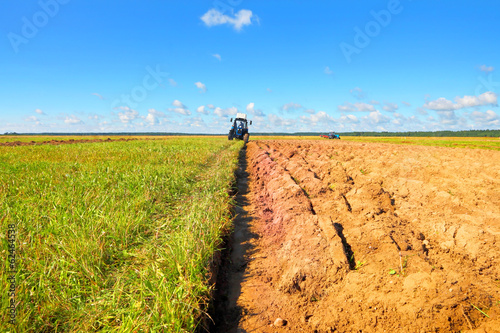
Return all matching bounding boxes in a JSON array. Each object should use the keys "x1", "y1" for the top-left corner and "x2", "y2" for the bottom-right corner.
[
  {"x1": 228, "y1": 131, "x2": 233, "y2": 140},
  {"x1": 243, "y1": 133, "x2": 249, "y2": 143}
]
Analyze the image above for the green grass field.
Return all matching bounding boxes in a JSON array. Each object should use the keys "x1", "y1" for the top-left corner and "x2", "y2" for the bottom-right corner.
[{"x1": 1, "y1": 137, "x2": 243, "y2": 332}]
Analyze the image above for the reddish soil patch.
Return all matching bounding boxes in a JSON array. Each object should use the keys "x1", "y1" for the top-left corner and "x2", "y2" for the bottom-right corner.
[
  {"x1": 0, "y1": 138, "x2": 137, "y2": 147},
  {"x1": 218, "y1": 140, "x2": 500, "y2": 332}
]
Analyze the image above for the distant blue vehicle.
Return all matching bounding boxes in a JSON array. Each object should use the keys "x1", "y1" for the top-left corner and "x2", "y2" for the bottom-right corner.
[
  {"x1": 329, "y1": 132, "x2": 340, "y2": 139},
  {"x1": 228, "y1": 113, "x2": 252, "y2": 143},
  {"x1": 320, "y1": 132, "x2": 340, "y2": 139}
]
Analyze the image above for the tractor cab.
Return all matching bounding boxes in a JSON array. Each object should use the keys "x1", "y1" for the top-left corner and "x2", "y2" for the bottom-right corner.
[{"x1": 228, "y1": 113, "x2": 252, "y2": 143}]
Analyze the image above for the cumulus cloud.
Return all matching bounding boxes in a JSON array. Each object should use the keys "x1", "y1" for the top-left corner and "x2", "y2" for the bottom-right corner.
[
  {"x1": 339, "y1": 114, "x2": 359, "y2": 123},
  {"x1": 65, "y1": 115, "x2": 83, "y2": 125},
  {"x1": 196, "y1": 105, "x2": 210, "y2": 115},
  {"x1": 213, "y1": 54, "x2": 222, "y2": 61},
  {"x1": 195, "y1": 81, "x2": 207, "y2": 93},
  {"x1": 183, "y1": 116, "x2": 206, "y2": 128},
  {"x1": 34, "y1": 108, "x2": 45, "y2": 115},
  {"x1": 116, "y1": 106, "x2": 140, "y2": 123},
  {"x1": 366, "y1": 110, "x2": 391, "y2": 124},
  {"x1": 480, "y1": 65, "x2": 494, "y2": 73},
  {"x1": 169, "y1": 100, "x2": 191, "y2": 115},
  {"x1": 383, "y1": 102, "x2": 399, "y2": 112},
  {"x1": 300, "y1": 111, "x2": 335, "y2": 125},
  {"x1": 201, "y1": 9, "x2": 254, "y2": 31},
  {"x1": 214, "y1": 106, "x2": 238, "y2": 118},
  {"x1": 281, "y1": 102, "x2": 303, "y2": 112},
  {"x1": 207, "y1": 104, "x2": 215, "y2": 109},
  {"x1": 424, "y1": 91, "x2": 497, "y2": 111},
  {"x1": 144, "y1": 109, "x2": 166, "y2": 125},
  {"x1": 338, "y1": 102, "x2": 375, "y2": 112},
  {"x1": 246, "y1": 102, "x2": 265, "y2": 116},
  {"x1": 436, "y1": 111, "x2": 460, "y2": 126},
  {"x1": 470, "y1": 109, "x2": 499, "y2": 126},
  {"x1": 269, "y1": 114, "x2": 296, "y2": 127},
  {"x1": 324, "y1": 66, "x2": 333, "y2": 75},
  {"x1": 350, "y1": 87, "x2": 366, "y2": 100}
]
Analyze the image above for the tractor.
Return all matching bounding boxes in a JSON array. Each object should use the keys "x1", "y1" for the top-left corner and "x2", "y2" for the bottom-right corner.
[
  {"x1": 320, "y1": 132, "x2": 341, "y2": 139},
  {"x1": 228, "y1": 113, "x2": 252, "y2": 143}
]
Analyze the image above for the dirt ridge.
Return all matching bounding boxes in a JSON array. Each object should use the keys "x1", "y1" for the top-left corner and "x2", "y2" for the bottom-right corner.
[{"x1": 220, "y1": 140, "x2": 500, "y2": 332}]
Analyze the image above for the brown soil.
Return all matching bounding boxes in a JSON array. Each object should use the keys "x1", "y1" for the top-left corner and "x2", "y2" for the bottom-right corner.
[
  {"x1": 0, "y1": 138, "x2": 138, "y2": 146},
  {"x1": 215, "y1": 140, "x2": 500, "y2": 333}
]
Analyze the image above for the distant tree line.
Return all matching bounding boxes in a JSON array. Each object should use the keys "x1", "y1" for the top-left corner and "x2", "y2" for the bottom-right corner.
[
  {"x1": 257, "y1": 130, "x2": 500, "y2": 137},
  {"x1": 3, "y1": 130, "x2": 500, "y2": 137},
  {"x1": 338, "y1": 130, "x2": 500, "y2": 137}
]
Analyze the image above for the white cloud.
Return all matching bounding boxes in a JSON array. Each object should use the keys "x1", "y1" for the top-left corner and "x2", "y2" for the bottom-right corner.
[
  {"x1": 24, "y1": 115, "x2": 39, "y2": 122},
  {"x1": 145, "y1": 113, "x2": 158, "y2": 125},
  {"x1": 402, "y1": 101, "x2": 411, "y2": 107},
  {"x1": 34, "y1": 108, "x2": 45, "y2": 115},
  {"x1": 197, "y1": 105, "x2": 210, "y2": 115},
  {"x1": 324, "y1": 66, "x2": 333, "y2": 75},
  {"x1": 144, "y1": 109, "x2": 166, "y2": 125},
  {"x1": 300, "y1": 111, "x2": 335, "y2": 125},
  {"x1": 183, "y1": 116, "x2": 206, "y2": 128},
  {"x1": 339, "y1": 114, "x2": 359, "y2": 123},
  {"x1": 370, "y1": 100, "x2": 380, "y2": 105},
  {"x1": 195, "y1": 81, "x2": 207, "y2": 93},
  {"x1": 169, "y1": 100, "x2": 191, "y2": 115},
  {"x1": 116, "y1": 106, "x2": 139, "y2": 123},
  {"x1": 246, "y1": 102, "x2": 265, "y2": 116},
  {"x1": 281, "y1": 102, "x2": 303, "y2": 112},
  {"x1": 470, "y1": 109, "x2": 499, "y2": 126},
  {"x1": 366, "y1": 110, "x2": 390, "y2": 124},
  {"x1": 169, "y1": 78, "x2": 177, "y2": 87},
  {"x1": 480, "y1": 65, "x2": 494, "y2": 73},
  {"x1": 350, "y1": 87, "x2": 366, "y2": 100},
  {"x1": 383, "y1": 102, "x2": 399, "y2": 112},
  {"x1": 269, "y1": 114, "x2": 296, "y2": 127},
  {"x1": 149, "y1": 108, "x2": 165, "y2": 117},
  {"x1": 338, "y1": 102, "x2": 375, "y2": 112},
  {"x1": 214, "y1": 106, "x2": 238, "y2": 118},
  {"x1": 304, "y1": 109, "x2": 315, "y2": 114},
  {"x1": 92, "y1": 93, "x2": 104, "y2": 100},
  {"x1": 65, "y1": 115, "x2": 83, "y2": 125},
  {"x1": 436, "y1": 111, "x2": 460, "y2": 126},
  {"x1": 424, "y1": 91, "x2": 498, "y2": 111},
  {"x1": 213, "y1": 53, "x2": 222, "y2": 61},
  {"x1": 201, "y1": 9, "x2": 254, "y2": 31},
  {"x1": 207, "y1": 104, "x2": 215, "y2": 109}
]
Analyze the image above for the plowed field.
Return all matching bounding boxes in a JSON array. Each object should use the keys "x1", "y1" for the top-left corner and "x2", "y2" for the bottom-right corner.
[{"x1": 216, "y1": 140, "x2": 500, "y2": 332}]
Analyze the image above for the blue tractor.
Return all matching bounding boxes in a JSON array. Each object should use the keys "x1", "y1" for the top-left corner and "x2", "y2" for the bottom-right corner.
[
  {"x1": 228, "y1": 113, "x2": 252, "y2": 143},
  {"x1": 328, "y1": 132, "x2": 341, "y2": 139}
]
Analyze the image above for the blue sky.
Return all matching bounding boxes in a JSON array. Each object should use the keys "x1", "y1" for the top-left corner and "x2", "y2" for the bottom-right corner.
[{"x1": 0, "y1": 0, "x2": 499, "y2": 133}]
